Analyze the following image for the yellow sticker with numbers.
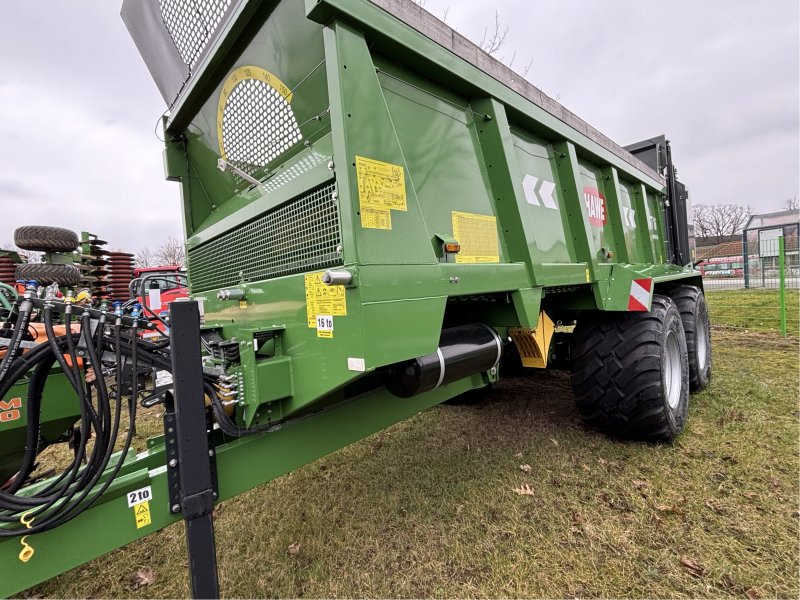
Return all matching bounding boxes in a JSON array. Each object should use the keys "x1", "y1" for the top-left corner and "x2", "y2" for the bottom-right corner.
[
  {"x1": 305, "y1": 273, "x2": 347, "y2": 336},
  {"x1": 356, "y1": 156, "x2": 407, "y2": 211},
  {"x1": 360, "y1": 206, "x2": 392, "y2": 230},
  {"x1": 134, "y1": 501, "x2": 151, "y2": 529},
  {"x1": 452, "y1": 211, "x2": 499, "y2": 263}
]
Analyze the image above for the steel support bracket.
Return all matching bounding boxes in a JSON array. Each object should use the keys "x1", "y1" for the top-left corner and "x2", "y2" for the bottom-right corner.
[{"x1": 163, "y1": 406, "x2": 219, "y2": 516}]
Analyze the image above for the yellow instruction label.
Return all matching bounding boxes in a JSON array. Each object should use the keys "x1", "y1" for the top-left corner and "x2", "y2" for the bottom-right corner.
[
  {"x1": 452, "y1": 211, "x2": 500, "y2": 263},
  {"x1": 360, "y1": 206, "x2": 392, "y2": 230},
  {"x1": 305, "y1": 273, "x2": 347, "y2": 332},
  {"x1": 356, "y1": 156, "x2": 407, "y2": 212},
  {"x1": 134, "y1": 501, "x2": 151, "y2": 529}
]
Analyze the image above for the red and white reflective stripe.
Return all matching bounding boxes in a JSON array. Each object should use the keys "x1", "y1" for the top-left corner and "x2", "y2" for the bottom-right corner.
[{"x1": 628, "y1": 278, "x2": 653, "y2": 312}]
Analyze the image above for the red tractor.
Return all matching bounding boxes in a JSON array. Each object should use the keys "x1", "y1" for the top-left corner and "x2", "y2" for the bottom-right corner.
[{"x1": 131, "y1": 265, "x2": 188, "y2": 336}]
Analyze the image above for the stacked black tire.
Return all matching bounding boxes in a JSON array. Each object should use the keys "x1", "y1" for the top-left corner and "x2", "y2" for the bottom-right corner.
[
  {"x1": 570, "y1": 286, "x2": 711, "y2": 442},
  {"x1": 13, "y1": 225, "x2": 82, "y2": 287}
]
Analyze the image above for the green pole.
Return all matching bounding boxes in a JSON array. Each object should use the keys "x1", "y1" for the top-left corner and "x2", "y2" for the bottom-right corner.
[{"x1": 779, "y1": 235, "x2": 786, "y2": 337}]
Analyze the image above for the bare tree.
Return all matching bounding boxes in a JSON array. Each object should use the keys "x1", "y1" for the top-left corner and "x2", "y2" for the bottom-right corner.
[
  {"x1": 480, "y1": 11, "x2": 509, "y2": 55},
  {"x1": 693, "y1": 204, "x2": 751, "y2": 243},
  {"x1": 153, "y1": 236, "x2": 185, "y2": 267},
  {"x1": 135, "y1": 246, "x2": 156, "y2": 268},
  {"x1": 782, "y1": 197, "x2": 799, "y2": 211}
]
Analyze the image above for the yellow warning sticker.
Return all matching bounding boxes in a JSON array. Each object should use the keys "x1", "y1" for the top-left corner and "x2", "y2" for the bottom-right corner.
[
  {"x1": 356, "y1": 156, "x2": 407, "y2": 212},
  {"x1": 305, "y1": 273, "x2": 347, "y2": 334},
  {"x1": 361, "y1": 206, "x2": 392, "y2": 230},
  {"x1": 134, "y1": 501, "x2": 151, "y2": 529},
  {"x1": 451, "y1": 211, "x2": 500, "y2": 263}
]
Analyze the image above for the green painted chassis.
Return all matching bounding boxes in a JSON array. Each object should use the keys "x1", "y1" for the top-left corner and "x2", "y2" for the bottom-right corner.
[{"x1": 0, "y1": 0, "x2": 700, "y2": 595}]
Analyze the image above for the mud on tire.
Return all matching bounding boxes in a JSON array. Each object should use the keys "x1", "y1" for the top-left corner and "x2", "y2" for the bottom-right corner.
[
  {"x1": 14, "y1": 225, "x2": 79, "y2": 253},
  {"x1": 570, "y1": 295, "x2": 690, "y2": 442}
]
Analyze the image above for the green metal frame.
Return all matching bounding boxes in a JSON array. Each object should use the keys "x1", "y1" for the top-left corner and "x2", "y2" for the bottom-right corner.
[
  {"x1": 0, "y1": 373, "x2": 482, "y2": 596},
  {"x1": 0, "y1": 0, "x2": 704, "y2": 594}
]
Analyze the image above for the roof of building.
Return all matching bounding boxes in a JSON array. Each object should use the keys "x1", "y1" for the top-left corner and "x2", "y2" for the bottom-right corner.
[
  {"x1": 695, "y1": 241, "x2": 742, "y2": 260},
  {"x1": 744, "y1": 209, "x2": 800, "y2": 231}
]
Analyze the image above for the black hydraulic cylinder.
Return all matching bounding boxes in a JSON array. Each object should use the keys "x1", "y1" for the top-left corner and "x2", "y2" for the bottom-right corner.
[{"x1": 386, "y1": 323, "x2": 502, "y2": 398}]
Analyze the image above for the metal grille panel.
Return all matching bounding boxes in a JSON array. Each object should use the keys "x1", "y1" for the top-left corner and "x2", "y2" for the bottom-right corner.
[
  {"x1": 188, "y1": 184, "x2": 342, "y2": 292},
  {"x1": 159, "y1": 0, "x2": 232, "y2": 68},
  {"x1": 222, "y1": 78, "x2": 302, "y2": 171}
]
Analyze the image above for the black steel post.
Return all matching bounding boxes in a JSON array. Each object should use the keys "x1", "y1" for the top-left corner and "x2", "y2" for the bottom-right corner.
[{"x1": 169, "y1": 300, "x2": 220, "y2": 599}]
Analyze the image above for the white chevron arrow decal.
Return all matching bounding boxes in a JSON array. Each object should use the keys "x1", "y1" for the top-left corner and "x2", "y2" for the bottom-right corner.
[
  {"x1": 539, "y1": 179, "x2": 557, "y2": 209},
  {"x1": 623, "y1": 206, "x2": 637, "y2": 227},
  {"x1": 522, "y1": 174, "x2": 558, "y2": 210},
  {"x1": 522, "y1": 174, "x2": 539, "y2": 206}
]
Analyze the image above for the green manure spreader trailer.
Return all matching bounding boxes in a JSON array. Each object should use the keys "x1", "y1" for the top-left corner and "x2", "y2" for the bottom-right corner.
[{"x1": 0, "y1": 0, "x2": 711, "y2": 596}]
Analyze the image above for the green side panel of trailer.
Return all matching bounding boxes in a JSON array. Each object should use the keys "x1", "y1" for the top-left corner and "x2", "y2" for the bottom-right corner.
[{"x1": 0, "y1": 1, "x2": 703, "y2": 594}]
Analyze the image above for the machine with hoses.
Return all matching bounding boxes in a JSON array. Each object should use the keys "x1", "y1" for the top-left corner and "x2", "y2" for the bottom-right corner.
[
  {"x1": 0, "y1": 226, "x2": 175, "y2": 485},
  {"x1": 1, "y1": 0, "x2": 712, "y2": 597}
]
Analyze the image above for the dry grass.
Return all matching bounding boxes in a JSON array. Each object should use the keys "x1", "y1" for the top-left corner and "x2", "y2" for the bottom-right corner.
[{"x1": 26, "y1": 330, "x2": 800, "y2": 598}]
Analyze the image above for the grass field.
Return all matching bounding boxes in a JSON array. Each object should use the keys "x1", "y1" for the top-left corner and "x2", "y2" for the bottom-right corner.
[
  {"x1": 25, "y1": 329, "x2": 800, "y2": 599},
  {"x1": 707, "y1": 288, "x2": 800, "y2": 335}
]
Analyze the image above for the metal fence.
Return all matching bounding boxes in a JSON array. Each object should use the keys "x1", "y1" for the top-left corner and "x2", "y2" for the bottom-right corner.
[{"x1": 696, "y1": 235, "x2": 798, "y2": 335}]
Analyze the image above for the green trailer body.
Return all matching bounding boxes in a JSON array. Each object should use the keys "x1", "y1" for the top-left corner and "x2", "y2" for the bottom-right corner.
[
  {"x1": 146, "y1": 0, "x2": 698, "y2": 427},
  {"x1": 0, "y1": 0, "x2": 708, "y2": 595}
]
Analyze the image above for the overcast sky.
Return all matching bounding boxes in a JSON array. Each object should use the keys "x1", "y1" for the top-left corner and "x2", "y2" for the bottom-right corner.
[{"x1": 0, "y1": 1, "x2": 797, "y2": 253}]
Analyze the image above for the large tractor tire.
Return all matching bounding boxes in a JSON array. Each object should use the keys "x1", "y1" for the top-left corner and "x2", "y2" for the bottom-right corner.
[
  {"x1": 14, "y1": 225, "x2": 79, "y2": 253},
  {"x1": 670, "y1": 285, "x2": 712, "y2": 391},
  {"x1": 15, "y1": 263, "x2": 82, "y2": 287},
  {"x1": 570, "y1": 295, "x2": 690, "y2": 441}
]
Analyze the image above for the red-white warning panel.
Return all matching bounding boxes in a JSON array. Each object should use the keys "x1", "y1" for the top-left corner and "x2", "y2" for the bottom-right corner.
[{"x1": 628, "y1": 278, "x2": 653, "y2": 312}]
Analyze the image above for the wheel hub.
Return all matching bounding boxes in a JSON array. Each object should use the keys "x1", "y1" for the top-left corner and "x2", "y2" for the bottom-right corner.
[{"x1": 665, "y1": 330, "x2": 682, "y2": 409}]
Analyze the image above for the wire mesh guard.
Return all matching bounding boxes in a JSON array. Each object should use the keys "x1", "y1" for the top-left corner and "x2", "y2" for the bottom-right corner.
[
  {"x1": 159, "y1": 0, "x2": 233, "y2": 68},
  {"x1": 220, "y1": 74, "x2": 303, "y2": 173},
  {"x1": 697, "y1": 235, "x2": 799, "y2": 334},
  {"x1": 188, "y1": 183, "x2": 342, "y2": 292}
]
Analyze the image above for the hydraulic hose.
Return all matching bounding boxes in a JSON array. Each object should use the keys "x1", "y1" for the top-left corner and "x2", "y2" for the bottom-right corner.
[
  {"x1": 5, "y1": 355, "x2": 55, "y2": 493},
  {"x1": 0, "y1": 292, "x2": 277, "y2": 538},
  {"x1": 0, "y1": 295, "x2": 33, "y2": 381}
]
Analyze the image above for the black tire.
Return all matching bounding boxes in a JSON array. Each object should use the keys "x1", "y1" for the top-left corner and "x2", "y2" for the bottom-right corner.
[
  {"x1": 570, "y1": 295, "x2": 690, "y2": 441},
  {"x1": 15, "y1": 263, "x2": 82, "y2": 287},
  {"x1": 14, "y1": 225, "x2": 79, "y2": 253},
  {"x1": 670, "y1": 285, "x2": 712, "y2": 391}
]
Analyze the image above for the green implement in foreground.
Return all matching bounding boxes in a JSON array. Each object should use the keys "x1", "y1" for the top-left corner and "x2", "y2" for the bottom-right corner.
[{"x1": 0, "y1": 0, "x2": 711, "y2": 596}]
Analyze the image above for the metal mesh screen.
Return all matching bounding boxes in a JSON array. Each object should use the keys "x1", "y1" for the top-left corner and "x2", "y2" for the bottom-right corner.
[
  {"x1": 188, "y1": 183, "x2": 342, "y2": 292},
  {"x1": 222, "y1": 78, "x2": 302, "y2": 171},
  {"x1": 159, "y1": 0, "x2": 232, "y2": 68}
]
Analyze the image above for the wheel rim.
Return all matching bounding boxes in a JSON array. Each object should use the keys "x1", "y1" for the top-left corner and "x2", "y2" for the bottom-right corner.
[
  {"x1": 665, "y1": 330, "x2": 682, "y2": 409},
  {"x1": 696, "y1": 310, "x2": 709, "y2": 371}
]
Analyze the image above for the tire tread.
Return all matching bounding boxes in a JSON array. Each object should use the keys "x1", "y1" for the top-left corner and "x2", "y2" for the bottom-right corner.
[{"x1": 570, "y1": 296, "x2": 687, "y2": 441}]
